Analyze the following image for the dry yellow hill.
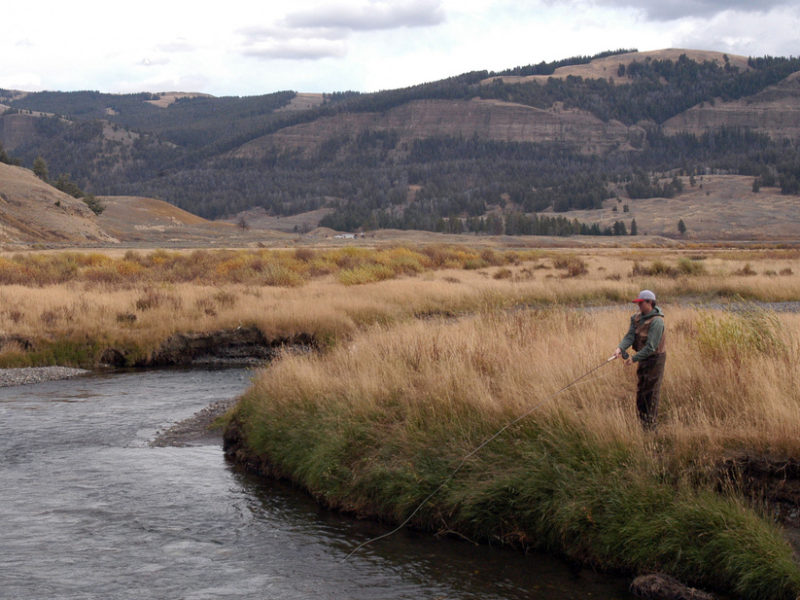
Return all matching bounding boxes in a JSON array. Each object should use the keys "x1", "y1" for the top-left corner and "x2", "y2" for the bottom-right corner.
[
  {"x1": 482, "y1": 49, "x2": 750, "y2": 86},
  {"x1": 145, "y1": 92, "x2": 214, "y2": 108},
  {"x1": 0, "y1": 163, "x2": 116, "y2": 245},
  {"x1": 97, "y1": 195, "x2": 236, "y2": 242},
  {"x1": 275, "y1": 93, "x2": 325, "y2": 112}
]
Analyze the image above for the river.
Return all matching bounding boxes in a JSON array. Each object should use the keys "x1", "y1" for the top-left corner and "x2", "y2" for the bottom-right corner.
[{"x1": 0, "y1": 368, "x2": 634, "y2": 599}]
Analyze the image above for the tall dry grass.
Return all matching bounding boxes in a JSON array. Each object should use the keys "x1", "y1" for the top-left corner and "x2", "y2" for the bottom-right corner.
[
  {"x1": 0, "y1": 246, "x2": 798, "y2": 366},
  {"x1": 231, "y1": 307, "x2": 800, "y2": 598},
  {"x1": 242, "y1": 306, "x2": 800, "y2": 463}
]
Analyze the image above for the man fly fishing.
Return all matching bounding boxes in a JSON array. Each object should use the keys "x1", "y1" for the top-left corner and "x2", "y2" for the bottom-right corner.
[{"x1": 612, "y1": 290, "x2": 666, "y2": 430}]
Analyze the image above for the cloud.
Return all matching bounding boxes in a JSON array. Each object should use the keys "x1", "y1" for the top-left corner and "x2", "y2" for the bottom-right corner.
[
  {"x1": 114, "y1": 73, "x2": 211, "y2": 94},
  {"x1": 157, "y1": 39, "x2": 196, "y2": 53},
  {"x1": 237, "y1": 0, "x2": 445, "y2": 61},
  {"x1": 0, "y1": 72, "x2": 43, "y2": 91},
  {"x1": 239, "y1": 25, "x2": 348, "y2": 43},
  {"x1": 242, "y1": 40, "x2": 348, "y2": 60},
  {"x1": 283, "y1": 0, "x2": 445, "y2": 30},
  {"x1": 670, "y1": 6, "x2": 800, "y2": 56},
  {"x1": 592, "y1": 0, "x2": 795, "y2": 21},
  {"x1": 140, "y1": 57, "x2": 171, "y2": 67}
]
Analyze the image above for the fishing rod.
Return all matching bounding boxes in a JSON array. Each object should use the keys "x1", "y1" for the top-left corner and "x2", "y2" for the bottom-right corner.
[{"x1": 344, "y1": 351, "x2": 624, "y2": 560}]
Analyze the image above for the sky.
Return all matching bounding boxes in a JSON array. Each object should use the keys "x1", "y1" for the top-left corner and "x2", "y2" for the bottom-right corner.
[{"x1": 2, "y1": 0, "x2": 799, "y2": 97}]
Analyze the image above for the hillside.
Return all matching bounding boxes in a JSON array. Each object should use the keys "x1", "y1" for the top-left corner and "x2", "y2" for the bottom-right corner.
[
  {"x1": 2, "y1": 49, "x2": 800, "y2": 236},
  {"x1": 96, "y1": 195, "x2": 235, "y2": 244},
  {"x1": 0, "y1": 162, "x2": 115, "y2": 244},
  {"x1": 0, "y1": 160, "x2": 291, "y2": 247},
  {"x1": 231, "y1": 98, "x2": 635, "y2": 157},
  {"x1": 550, "y1": 175, "x2": 800, "y2": 240},
  {"x1": 663, "y1": 71, "x2": 800, "y2": 138}
]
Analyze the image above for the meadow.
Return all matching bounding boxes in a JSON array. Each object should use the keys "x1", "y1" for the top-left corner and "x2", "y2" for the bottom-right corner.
[
  {"x1": 0, "y1": 244, "x2": 798, "y2": 367},
  {"x1": 2, "y1": 243, "x2": 800, "y2": 597}
]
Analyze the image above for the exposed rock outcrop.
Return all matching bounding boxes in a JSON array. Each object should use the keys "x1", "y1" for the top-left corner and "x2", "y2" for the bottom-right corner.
[
  {"x1": 663, "y1": 72, "x2": 800, "y2": 140},
  {"x1": 232, "y1": 98, "x2": 641, "y2": 157}
]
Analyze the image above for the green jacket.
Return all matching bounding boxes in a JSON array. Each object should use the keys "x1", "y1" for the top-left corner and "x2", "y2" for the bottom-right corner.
[{"x1": 618, "y1": 306, "x2": 665, "y2": 362}]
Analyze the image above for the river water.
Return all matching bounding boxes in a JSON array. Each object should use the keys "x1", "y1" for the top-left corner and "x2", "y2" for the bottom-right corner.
[{"x1": 0, "y1": 368, "x2": 634, "y2": 600}]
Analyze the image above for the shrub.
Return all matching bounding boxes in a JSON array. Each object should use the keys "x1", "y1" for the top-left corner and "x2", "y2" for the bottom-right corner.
[
  {"x1": 677, "y1": 257, "x2": 706, "y2": 276},
  {"x1": 261, "y1": 263, "x2": 306, "y2": 287},
  {"x1": 83, "y1": 267, "x2": 122, "y2": 284},
  {"x1": 338, "y1": 264, "x2": 396, "y2": 285},
  {"x1": 554, "y1": 256, "x2": 588, "y2": 277},
  {"x1": 696, "y1": 308, "x2": 785, "y2": 360},
  {"x1": 632, "y1": 260, "x2": 678, "y2": 278},
  {"x1": 376, "y1": 247, "x2": 428, "y2": 275},
  {"x1": 135, "y1": 288, "x2": 182, "y2": 311},
  {"x1": 213, "y1": 290, "x2": 238, "y2": 308},
  {"x1": 480, "y1": 248, "x2": 504, "y2": 266},
  {"x1": 39, "y1": 310, "x2": 59, "y2": 328},
  {"x1": 735, "y1": 264, "x2": 757, "y2": 276},
  {"x1": 294, "y1": 248, "x2": 315, "y2": 262},
  {"x1": 194, "y1": 298, "x2": 217, "y2": 316},
  {"x1": 463, "y1": 258, "x2": 488, "y2": 270}
]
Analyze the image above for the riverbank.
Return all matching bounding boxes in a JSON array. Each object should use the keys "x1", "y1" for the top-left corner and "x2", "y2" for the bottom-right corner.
[{"x1": 223, "y1": 307, "x2": 800, "y2": 600}]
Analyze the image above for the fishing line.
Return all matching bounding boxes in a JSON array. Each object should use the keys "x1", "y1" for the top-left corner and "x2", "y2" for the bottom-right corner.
[{"x1": 344, "y1": 353, "x2": 620, "y2": 560}]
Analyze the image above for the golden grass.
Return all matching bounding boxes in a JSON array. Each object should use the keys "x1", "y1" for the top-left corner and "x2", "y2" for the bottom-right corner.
[
  {"x1": 246, "y1": 305, "x2": 800, "y2": 469},
  {"x1": 0, "y1": 245, "x2": 798, "y2": 367},
  {"x1": 232, "y1": 305, "x2": 800, "y2": 600}
]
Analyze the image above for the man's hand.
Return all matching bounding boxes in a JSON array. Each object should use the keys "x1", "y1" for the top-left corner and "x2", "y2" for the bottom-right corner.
[
  {"x1": 612, "y1": 347, "x2": 622, "y2": 359},
  {"x1": 624, "y1": 356, "x2": 634, "y2": 366}
]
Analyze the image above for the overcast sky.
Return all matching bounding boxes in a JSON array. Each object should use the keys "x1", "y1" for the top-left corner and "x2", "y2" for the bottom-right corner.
[{"x1": 2, "y1": 0, "x2": 799, "y2": 96}]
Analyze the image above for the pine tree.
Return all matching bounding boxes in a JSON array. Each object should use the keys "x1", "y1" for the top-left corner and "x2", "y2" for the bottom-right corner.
[
  {"x1": 33, "y1": 156, "x2": 49, "y2": 181},
  {"x1": 630, "y1": 218, "x2": 638, "y2": 235},
  {"x1": 0, "y1": 142, "x2": 10, "y2": 165},
  {"x1": 678, "y1": 218, "x2": 687, "y2": 236}
]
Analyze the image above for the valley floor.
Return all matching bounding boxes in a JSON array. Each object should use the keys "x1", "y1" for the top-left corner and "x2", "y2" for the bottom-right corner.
[{"x1": 1, "y1": 243, "x2": 799, "y2": 598}]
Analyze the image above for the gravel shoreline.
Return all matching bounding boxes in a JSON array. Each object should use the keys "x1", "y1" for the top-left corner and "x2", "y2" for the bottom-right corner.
[
  {"x1": 0, "y1": 366, "x2": 90, "y2": 387},
  {"x1": 150, "y1": 397, "x2": 238, "y2": 447}
]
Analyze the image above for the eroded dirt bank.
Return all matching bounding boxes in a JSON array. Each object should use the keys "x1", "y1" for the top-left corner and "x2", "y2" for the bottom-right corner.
[{"x1": 101, "y1": 326, "x2": 316, "y2": 368}]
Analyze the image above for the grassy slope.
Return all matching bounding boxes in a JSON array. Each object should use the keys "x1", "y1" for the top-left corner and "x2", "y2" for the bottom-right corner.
[
  {"x1": 0, "y1": 163, "x2": 112, "y2": 243},
  {"x1": 552, "y1": 175, "x2": 800, "y2": 240}
]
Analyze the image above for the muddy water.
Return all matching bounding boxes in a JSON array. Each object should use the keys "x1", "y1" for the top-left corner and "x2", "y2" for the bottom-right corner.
[{"x1": 0, "y1": 369, "x2": 634, "y2": 600}]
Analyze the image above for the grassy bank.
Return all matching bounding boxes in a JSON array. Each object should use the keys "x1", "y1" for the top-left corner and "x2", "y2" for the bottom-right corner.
[
  {"x1": 228, "y1": 308, "x2": 800, "y2": 599},
  {"x1": 0, "y1": 246, "x2": 798, "y2": 367}
]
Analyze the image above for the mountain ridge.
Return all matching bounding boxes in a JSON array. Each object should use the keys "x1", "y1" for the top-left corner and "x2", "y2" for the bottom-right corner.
[{"x1": 2, "y1": 48, "x2": 800, "y2": 236}]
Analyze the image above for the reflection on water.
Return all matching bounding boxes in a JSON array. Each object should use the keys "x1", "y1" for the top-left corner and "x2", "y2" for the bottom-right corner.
[{"x1": 0, "y1": 368, "x2": 633, "y2": 600}]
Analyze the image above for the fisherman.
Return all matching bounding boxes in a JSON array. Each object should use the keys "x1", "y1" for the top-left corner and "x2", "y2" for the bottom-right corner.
[{"x1": 612, "y1": 290, "x2": 666, "y2": 430}]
